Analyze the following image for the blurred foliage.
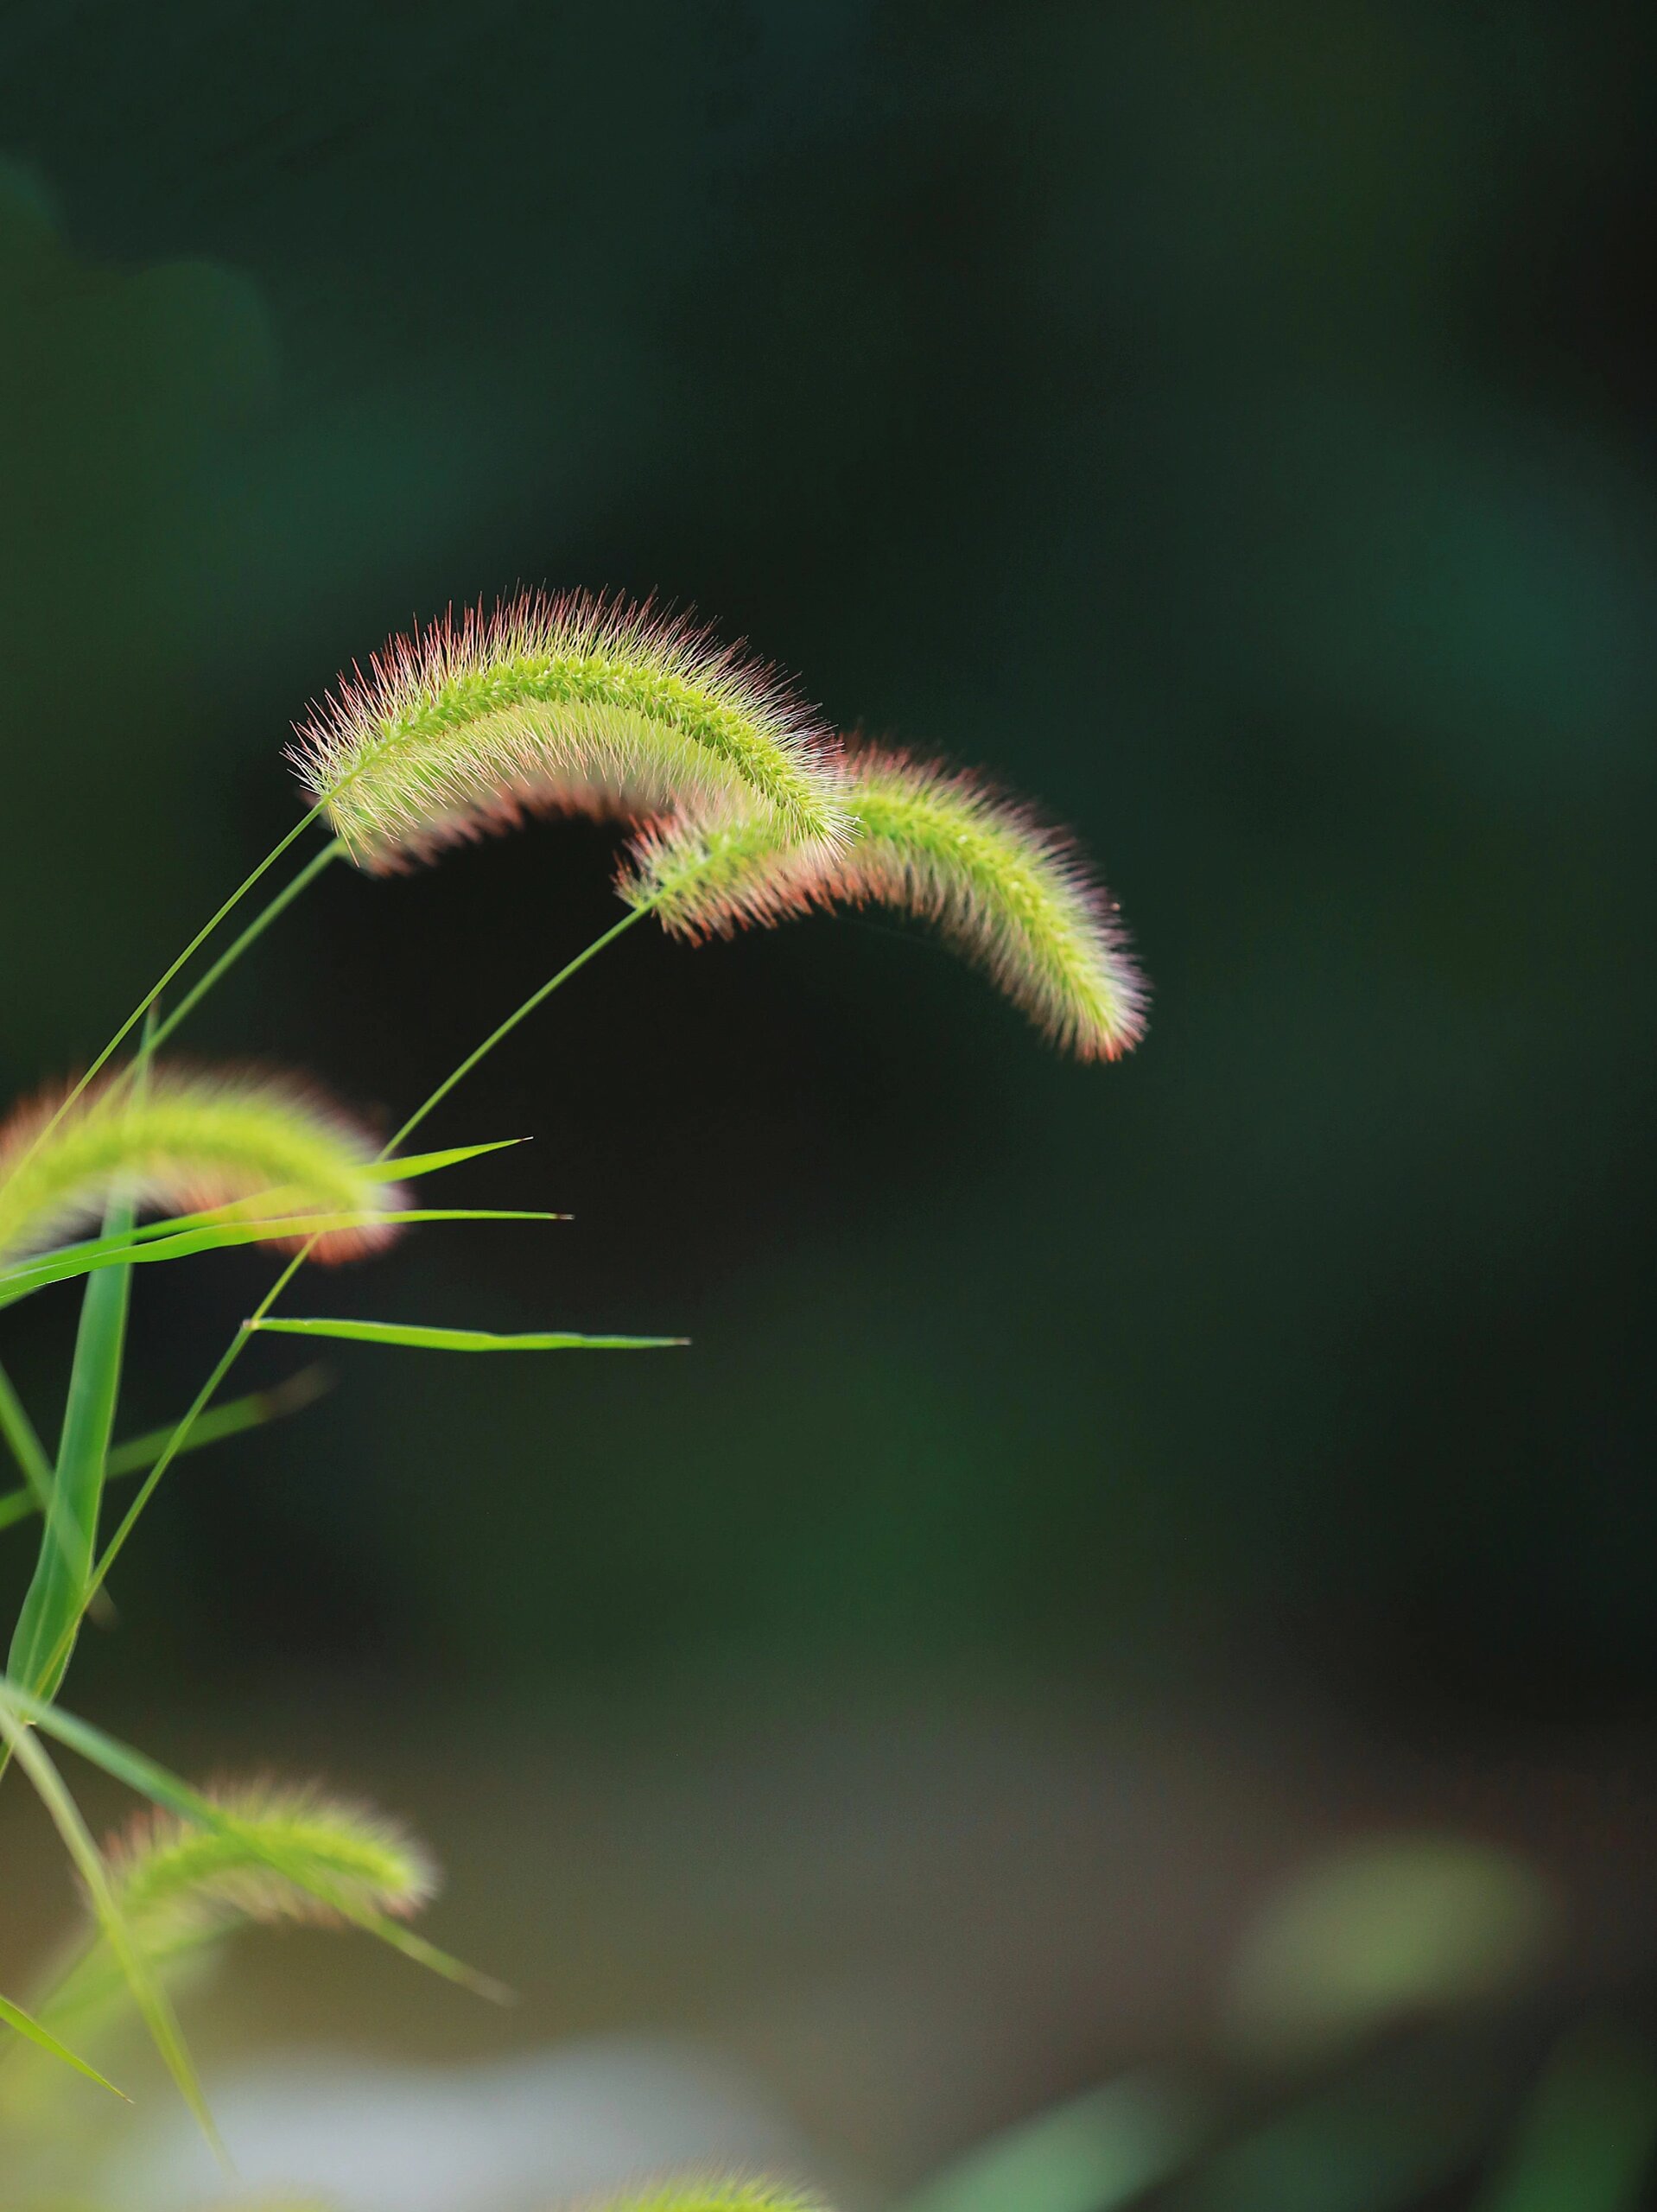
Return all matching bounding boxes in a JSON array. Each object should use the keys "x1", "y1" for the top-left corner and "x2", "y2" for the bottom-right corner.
[{"x1": 1222, "y1": 1836, "x2": 1558, "y2": 2066}]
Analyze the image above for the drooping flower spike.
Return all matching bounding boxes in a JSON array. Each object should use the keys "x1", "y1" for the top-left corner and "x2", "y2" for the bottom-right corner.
[
  {"x1": 103, "y1": 1779, "x2": 437, "y2": 1935},
  {"x1": 290, "y1": 591, "x2": 848, "y2": 873},
  {"x1": 620, "y1": 746, "x2": 1147, "y2": 1061},
  {"x1": 0, "y1": 1065, "x2": 409, "y2": 1268},
  {"x1": 22, "y1": 1783, "x2": 439, "y2": 2050}
]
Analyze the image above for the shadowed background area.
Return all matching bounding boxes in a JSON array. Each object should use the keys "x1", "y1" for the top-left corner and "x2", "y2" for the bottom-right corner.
[{"x1": 1, "y1": 3, "x2": 1655, "y2": 2206}]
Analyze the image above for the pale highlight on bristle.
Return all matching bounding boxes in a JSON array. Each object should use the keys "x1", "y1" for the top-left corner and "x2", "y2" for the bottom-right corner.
[
  {"x1": 289, "y1": 591, "x2": 848, "y2": 873},
  {"x1": 0, "y1": 1064, "x2": 409, "y2": 1268},
  {"x1": 619, "y1": 746, "x2": 1147, "y2": 1061},
  {"x1": 103, "y1": 1779, "x2": 438, "y2": 1934}
]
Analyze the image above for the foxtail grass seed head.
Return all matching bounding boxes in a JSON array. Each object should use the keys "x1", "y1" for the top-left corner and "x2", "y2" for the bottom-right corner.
[
  {"x1": 621, "y1": 746, "x2": 1147, "y2": 1061},
  {"x1": 0, "y1": 1065, "x2": 409, "y2": 1268},
  {"x1": 289, "y1": 592, "x2": 848, "y2": 872},
  {"x1": 103, "y1": 1780, "x2": 438, "y2": 1935}
]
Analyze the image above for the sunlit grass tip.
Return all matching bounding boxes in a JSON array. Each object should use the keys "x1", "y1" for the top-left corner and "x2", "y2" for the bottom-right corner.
[
  {"x1": 289, "y1": 589, "x2": 848, "y2": 873},
  {"x1": 103, "y1": 1777, "x2": 439, "y2": 1933},
  {"x1": 620, "y1": 744, "x2": 1147, "y2": 1061},
  {"x1": 0, "y1": 1063, "x2": 411, "y2": 1268}
]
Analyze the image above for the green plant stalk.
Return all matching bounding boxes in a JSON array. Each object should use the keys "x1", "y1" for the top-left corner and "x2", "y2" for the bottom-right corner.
[
  {"x1": 6, "y1": 1185, "x2": 134, "y2": 1700},
  {"x1": 384, "y1": 899, "x2": 654, "y2": 1150},
  {"x1": 145, "y1": 837, "x2": 345, "y2": 1055},
  {"x1": 1, "y1": 1679, "x2": 511, "y2": 2007},
  {"x1": 0, "y1": 1370, "x2": 329, "y2": 1535},
  {"x1": 0, "y1": 1693, "x2": 222, "y2": 2160},
  {"x1": 11, "y1": 808, "x2": 332, "y2": 1186},
  {"x1": 19, "y1": 897, "x2": 660, "y2": 1709},
  {"x1": 0, "y1": 1984, "x2": 130, "y2": 2101},
  {"x1": 0, "y1": 1360, "x2": 54, "y2": 1518}
]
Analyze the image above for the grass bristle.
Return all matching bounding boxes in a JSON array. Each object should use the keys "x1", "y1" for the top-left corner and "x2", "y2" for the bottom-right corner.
[
  {"x1": 289, "y1": 590, "x2": 848, "y2": 872},
  {"x1": 620, "y1": 744, "x2": 1147, "y2": 1061},
  {"x1": 103, "y1": 1778, "x2": 439, "y2": 1933},
  {"x1": 0, "y1": 1063, "x2": 409, "y2": 1268}
]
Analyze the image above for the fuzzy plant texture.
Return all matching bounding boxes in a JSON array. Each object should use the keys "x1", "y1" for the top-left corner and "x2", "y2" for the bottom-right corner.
[
  {"x1": 0, "y1": 1065, "x2": 409, "y2": 1269},
  {"x1": 16, "y1": 1779, "x2": 441, "y2": 2064},
  {"x1": 290, "y1": 592, "x2": 1145, "y2": 1058},
  {"x1": 290, "y1": 591, "x2": 850, "y2": 870},
  {"x1": 0, "y1": 584, "x2": 1142, "y2": 2193},
  {"x1": 620, "y1": 743, "x2": 1146, "y2": 1059},
  {"x1": 103, "y1": 1780, "x2": 436, "y2": 1934}
]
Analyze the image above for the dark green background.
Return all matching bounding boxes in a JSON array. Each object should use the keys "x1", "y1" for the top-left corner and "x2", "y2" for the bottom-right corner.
[{"x1": 2, "y1": 0, "x2": 1654, "y2": 1731}]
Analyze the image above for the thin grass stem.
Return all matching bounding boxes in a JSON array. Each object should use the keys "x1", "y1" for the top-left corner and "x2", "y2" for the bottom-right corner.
[
  {"x1": 0, "y1": 1361, "x2": 53, "y2": 1518},
  {"x1": 146, "y1": 839, "x2": 346, "y2": 1055},
  {"x1": 386, "y1": 897, "x2": 656, "y2": 1152},
  {"x1": 11, "y1": 808, "x2": 333, "y2": 1188},
  {"x1": 14, "y1": 898, "x2": 660, "y2": 1721},
  {"x1": 0, "y1": 1694, "x2": 224, "y2": 2162}
]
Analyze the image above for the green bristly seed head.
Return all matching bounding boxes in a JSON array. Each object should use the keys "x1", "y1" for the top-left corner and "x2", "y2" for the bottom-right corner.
[
  {"x1": 0, "y1": 1064, "x2": 408, "y2": 1268},
  {"x1": 619, "y1": 746, "x2": 1147, "y2": 1062},
  {"x1": 104, "y1": 1780, "x2": 438, "y2": 1934},
  {"x1": 289, "y1": 592, "x2": 848, "y2": 871}
]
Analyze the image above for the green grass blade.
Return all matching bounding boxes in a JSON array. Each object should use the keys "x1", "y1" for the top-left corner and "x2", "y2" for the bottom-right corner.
[
  {"x1": 0, "y1": 1695, "x2": 223, "y2": 2160},
  {"x1": 4, "y1": 1174, "x2": 464, "y2": 1281},
  {"x1": 0, "y1": 1358, "x2": 54, "y2": 1516},
  {"x1": 892, "y1": 2079, "x2": 1203, "y2": 2212},
  {"x1": 0, "y1": 1985, "x2": 130, "y2": 2101},
  {"x1": 144, "y1": 838, "x2": 344, "y2": 1055},
  {"x1": 0, "y1": 1207, "x2": 562, "y2": 1309},
  {"x1": 0, "y1": 1370, "x2": 331, "y2": 1535},
  {"x1": 0, "y1": 1680, "x2": 509, "y2": 2005},
  {"x1": 1, "y1": 1677, "x2": 208, "y2": 1813},
  {"x1": 336, "y1": 1912, "x2": 513, "y2": 2005},
  {"x1": 0, "y1": 1183, "x2": 542, "y2": 1296},
  {"x1": 0, "y1": 1490, "x2": 41, "y2": 1535},
  {"x1": 362, "y1": 1138, "x2": 527, "y2": 1182},
  {"x1": 4, "y1": 808, "x2": 329, "y2": 1190},
  {"x1": 105, "y1": 1366, "x2": 331, "y2": 1480},
  {"x1": 7, "y1": 1186, "x2": 134, "y2": 1699},
  {"x1": 250, "y1": 1319, "x2": 688, "y2": 1352}
]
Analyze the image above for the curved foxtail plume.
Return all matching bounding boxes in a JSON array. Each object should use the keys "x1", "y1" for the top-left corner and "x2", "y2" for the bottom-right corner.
[
  {"x1": 20, "y1": 1783, "x2": 439, "y2": 2053},
  {"x1": 289, "y1": 591, "x2": 848, "y2": 873},
  {"x1": 103, "y1": 1779, "x2": 437, "y2": 1934},
  {"x1": 620, "y1": 746, "x2": 1147, "y2": 1061},
  {"x1": 0, "y1": 1065, "x2": 409, "y2": 1268}
]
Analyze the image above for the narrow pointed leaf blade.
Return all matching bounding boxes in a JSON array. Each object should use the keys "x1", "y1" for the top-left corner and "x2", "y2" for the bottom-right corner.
[
  {"x1": 362, "y1": 1138, "x2": 527, "y2": 1182},
  {"x1": 0, "y1": 1368, "x2": 334, "y2": 1529},
  {"x1": 0, "y1": 1698, "x2": 222, "y2": 2160},
  {"x1": 0, "y1": 1986, "x2": 130, "y2": 2101},
  {"x1": 0, "y1": 1208, "x2": 562, "y2": 1307},
  {"x1": 8, "y1": 1188, "x2": 133, "y2": 1697},
  {"x1": 1, "y1": 1682, "x2": 510, "y2": 2004},
  {"x1": 249, "y1": 1319, "x2": 687, "y2": 1352},
  {"x1": 342, "y1": 1912, "x2": 514, "y2": 2005},
  {"x1": 105, "y1": 1367, "x2": 331, "y2": 1479}
]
